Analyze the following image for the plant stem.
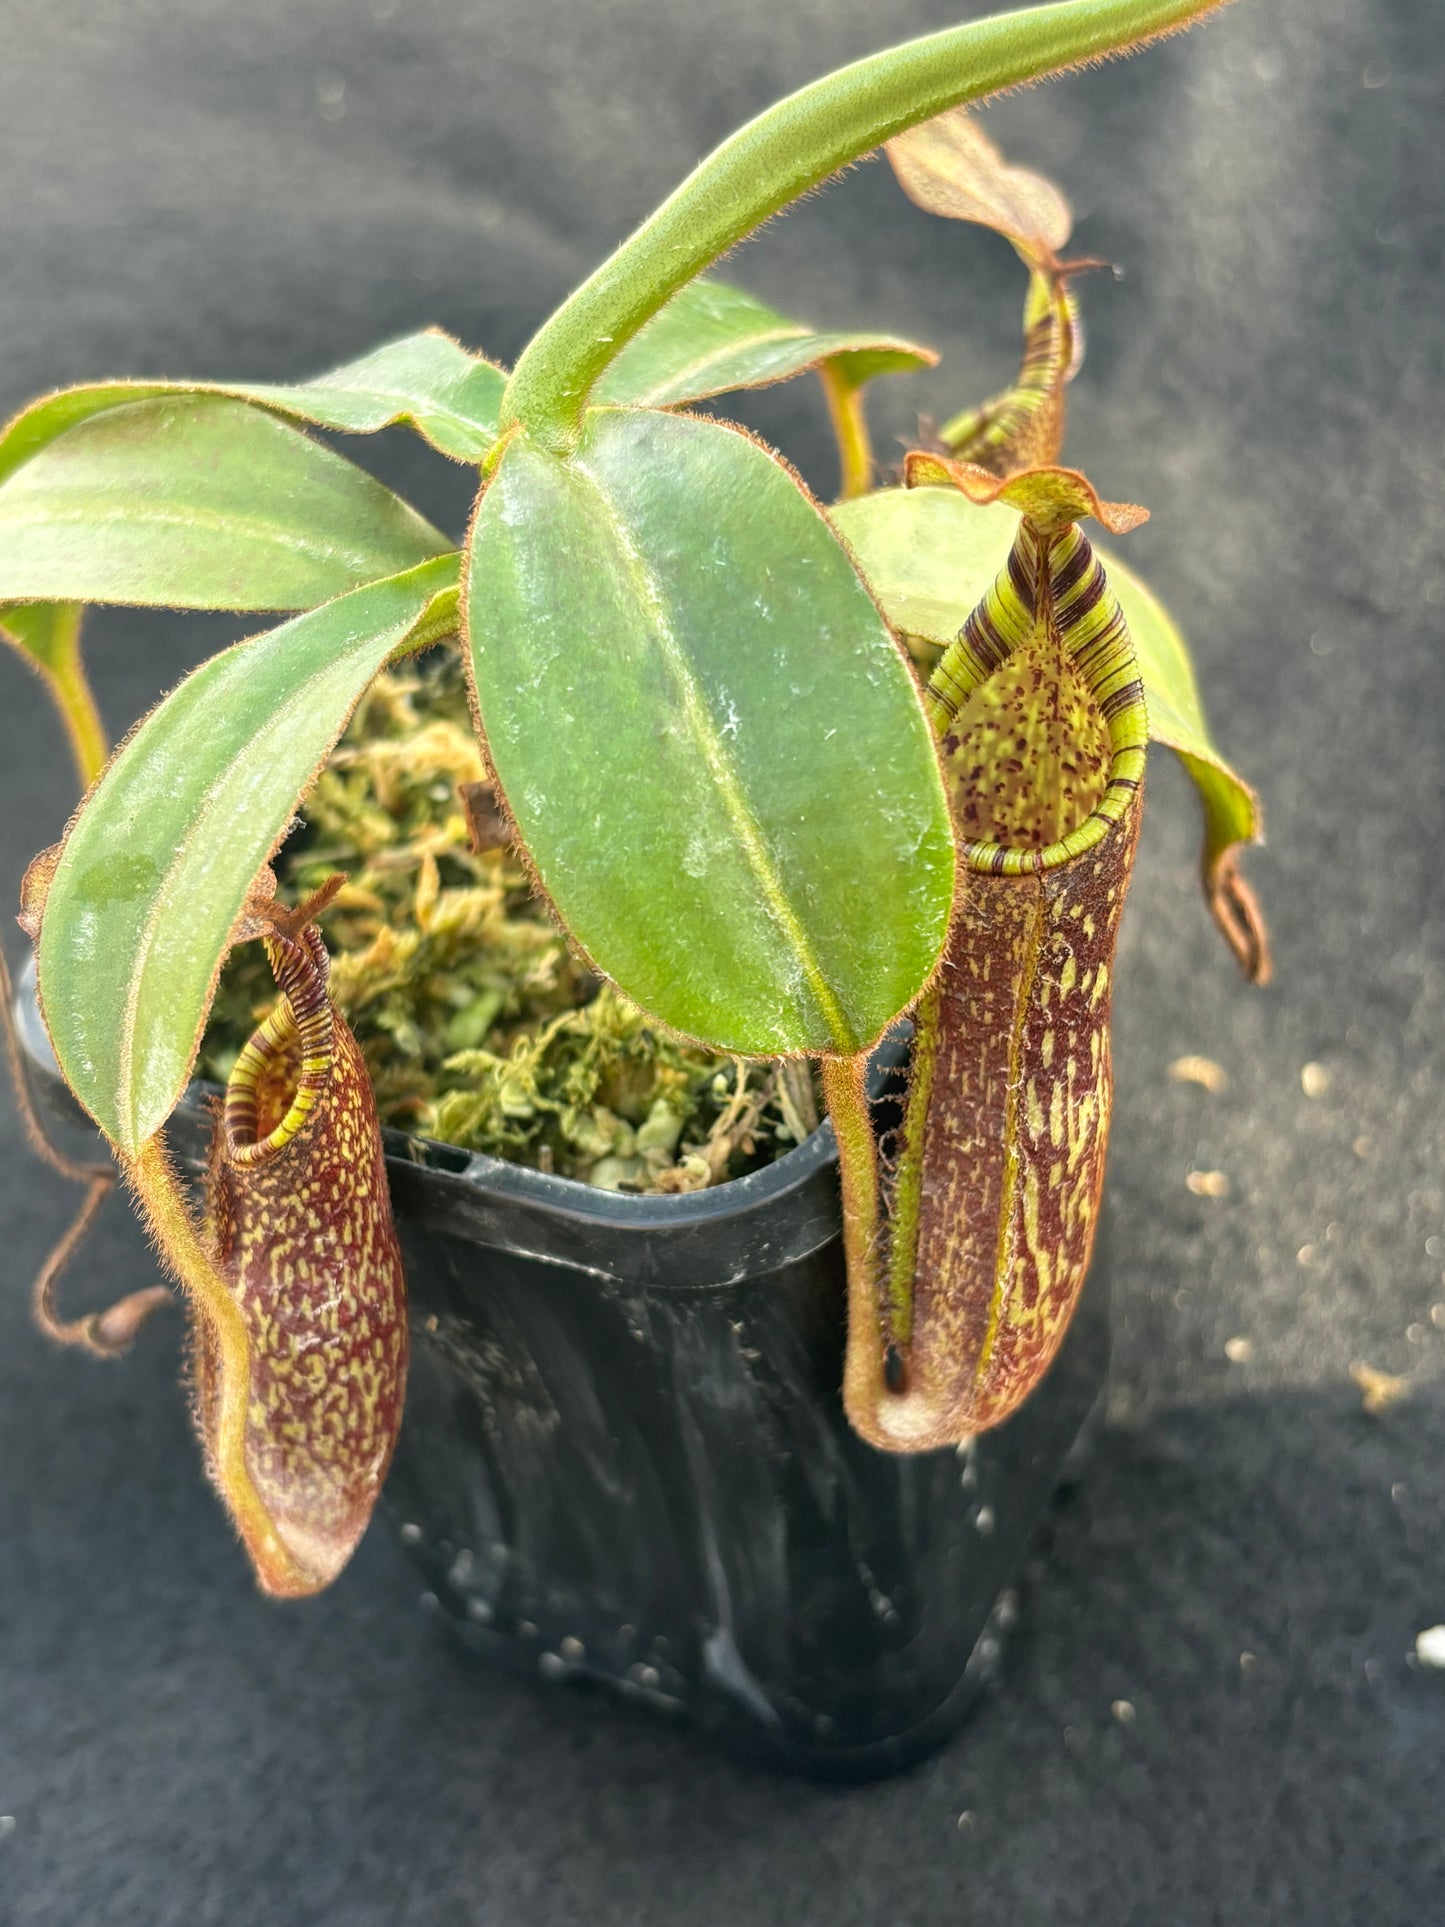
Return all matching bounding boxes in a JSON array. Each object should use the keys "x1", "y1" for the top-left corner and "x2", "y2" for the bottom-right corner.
[
  {"x1": 819, "y1": 365, "x2": 875, "y2": 501},
  {"x1": 0, "y1": 604, "x2": 107, "y2": 788},
  {"x1": 43, "y1": 649, "x2": 107, "y2": 789},
  {"x1": 501, "y1": 0, "x2": 1235, "y2": 449},
  {"x1": 821, "y1": 1052, "x2": 888, "y2": 1416}
]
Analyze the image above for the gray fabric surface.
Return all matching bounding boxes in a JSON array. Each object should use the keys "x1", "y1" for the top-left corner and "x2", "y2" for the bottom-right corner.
[{"x1": 1, "y1": 2, "x2": 1441, "y2": 1921}]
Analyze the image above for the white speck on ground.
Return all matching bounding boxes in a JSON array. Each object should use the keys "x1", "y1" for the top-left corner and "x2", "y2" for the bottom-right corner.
[
  {"x1": 1414, "y1": 1626, "x2": 1445, "y2": 1669},
  {"x1": 1169, "y1": 1054, "x2": 1227, "y2": 1092},
  {"x1": 1187, "y1": 1169, "x2": 1230, "y2": 1198},
  {"x1": 1350, "y1": 1362, "x2": 1411, "y2": 1414}
]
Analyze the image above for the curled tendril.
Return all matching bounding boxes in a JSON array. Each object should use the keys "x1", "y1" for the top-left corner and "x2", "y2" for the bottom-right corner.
[{"x1": 0, "y1": 939, "x2": 170, "y2": 1356}]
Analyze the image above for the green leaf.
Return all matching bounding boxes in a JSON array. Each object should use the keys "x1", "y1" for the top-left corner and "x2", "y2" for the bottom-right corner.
[
  {"x1": 231, "y1": 330, "x2": 506, "y2": 461},
  {"x1": 596, "y1": 278, "x2": 933, "y2": 409},
  {"x1": 33, "y1": 554, "x2": 460, "y2": 1152},
  {"x1": 832, "y1": 482, "x2": 1263, "y2": 888},
  {"x1": 0, "y1": 333, "x2": 504, "y2": 481},
  {"x1": 1098, "y1": 553, "x2": 1260, "y2": 867},
  {"x1": 0, "y1": 393, "x2": 453, "y2": 609},
  {"x1": 501, "y1": 0, "x2": 1236, "y2": 447},
  {"x1": 0, "y1": 598, "x2": 80, "y2": 676},
  {"x1": 466, "y1": 410, "x2": 953, "y2": 1057},
  {"x1": 832, "y1": 484, "x2": 1020, "y2": 647},
  {"x1": 0, "y1": 601, "x2": 106, "y2": 786}
]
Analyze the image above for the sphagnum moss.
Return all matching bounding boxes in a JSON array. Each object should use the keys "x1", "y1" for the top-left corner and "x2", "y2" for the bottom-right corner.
[{"x1": 201, "y1": 650, "x2": 820, "y2": 1194}]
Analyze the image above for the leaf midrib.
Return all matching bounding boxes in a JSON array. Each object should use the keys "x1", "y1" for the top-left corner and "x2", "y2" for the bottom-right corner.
[
  {"x1": 0, "y1": 497, "x2": 452, "y2": 571},
  {"x1": 569, "y1": 449, "x2": 859, "y2": 1052}
]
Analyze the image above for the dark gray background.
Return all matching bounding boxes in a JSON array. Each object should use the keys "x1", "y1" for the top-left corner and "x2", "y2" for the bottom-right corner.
[{"x1": 1, "y1": 2, "x2": 1441, "y2": 1922}]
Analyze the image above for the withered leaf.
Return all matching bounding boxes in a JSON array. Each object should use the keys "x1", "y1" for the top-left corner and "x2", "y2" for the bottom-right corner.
[{"x1": 886, "y1": 108, "x2": 1073, "y2": 266}]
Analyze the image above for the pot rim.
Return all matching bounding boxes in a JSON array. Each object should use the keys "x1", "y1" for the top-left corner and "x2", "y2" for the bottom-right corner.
[{"x1": 13, "y1": 951, "x2": 902, "y2": 1288}]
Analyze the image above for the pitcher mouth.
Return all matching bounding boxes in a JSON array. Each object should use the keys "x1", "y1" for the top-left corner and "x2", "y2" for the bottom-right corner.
[
  {"x1": 957, "y1": 728, "x2": 1146, "y2": 876},
  {"x1": 933, "y1": 517, "x2": 1150, "y2": 878},
  {"x1": 223, "y1": 924, "x2": 335, "y2": 1166}
]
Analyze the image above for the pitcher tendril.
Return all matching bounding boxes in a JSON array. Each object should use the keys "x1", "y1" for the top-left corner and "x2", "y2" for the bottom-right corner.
[{"x1": 0, "y1": 940, "x2": 169, "y2": 1355}]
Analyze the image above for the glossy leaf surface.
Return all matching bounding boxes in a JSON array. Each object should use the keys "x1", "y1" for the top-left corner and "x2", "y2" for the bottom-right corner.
[
  {"x1": 832, "y1": 485, "x2": 1020, "y2": 647},
  {"x1": 1097, "y1": 557, "x2": 1257, "y2": 859},
  {"x1": 596, "y1": 278, "x2": 933, "y2": 409},
  {"x1": 466, "y1": 409, "x2": 953, "y2": 1056},
  {"x1": 35, "y1": 555, "x2": 459, "y2": 1152},
  {"x1": 0, "y1": 394, "x2": 452, "y2": 609},
  {"x1": 832, "y1": 485, "x2": 1262, "y2": 852}
]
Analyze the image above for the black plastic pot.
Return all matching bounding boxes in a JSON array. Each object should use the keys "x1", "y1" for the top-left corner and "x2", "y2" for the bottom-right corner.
[{"x1": 15, "y1": 961, "x2": 1108, "y2": 1779}]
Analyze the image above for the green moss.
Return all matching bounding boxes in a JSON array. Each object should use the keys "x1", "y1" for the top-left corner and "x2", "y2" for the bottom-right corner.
[{"x1": 201, "y1": 649, "x2": 820, "y2": 1193}]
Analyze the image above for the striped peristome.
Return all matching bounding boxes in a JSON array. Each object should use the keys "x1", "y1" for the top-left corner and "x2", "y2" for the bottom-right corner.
[
  {"x1": 223, "y1": 921, "x2": 335, "y2": 1165},
  {"x1": 839, "y1": 464, "x2": 1148, "y2": 1452},
  {"x1": 926, "y1": 519, "x2": 1148, "y2": 874}
]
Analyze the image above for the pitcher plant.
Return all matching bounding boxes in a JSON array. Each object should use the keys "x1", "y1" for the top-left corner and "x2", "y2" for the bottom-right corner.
[{"x1": 0, "y1": 0, "x2": 1263, "y2": 1595}]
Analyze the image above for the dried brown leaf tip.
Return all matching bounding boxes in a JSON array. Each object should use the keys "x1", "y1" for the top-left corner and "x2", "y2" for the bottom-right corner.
[
  {"x1": 456, "y1": 777, "x2": 512, "y2": 855},
  {"x1": 17, "y1": 842, "x2": 61, "y2": 941},
  {"x1": 125, "y1": 881, "x2": 407, "y2": 1597}
]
